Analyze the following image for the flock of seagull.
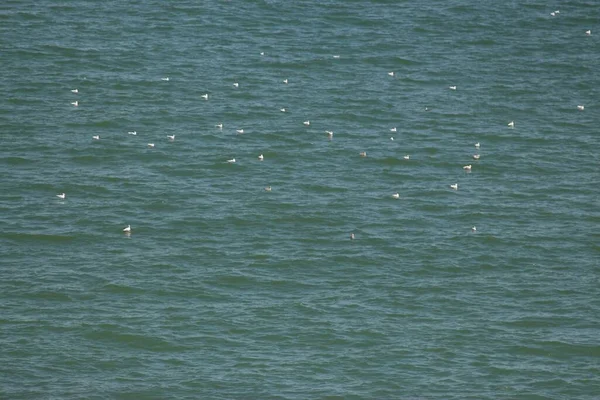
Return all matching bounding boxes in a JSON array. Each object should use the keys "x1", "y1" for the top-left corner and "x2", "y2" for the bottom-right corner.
[{"x1": 57, "y1": 19, "x2": 590, "y2": 238}]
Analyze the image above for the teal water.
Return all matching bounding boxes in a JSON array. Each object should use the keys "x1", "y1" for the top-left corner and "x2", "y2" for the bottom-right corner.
[{"x1": 1, "y1": 1, "x2": 599, "y2": 399}]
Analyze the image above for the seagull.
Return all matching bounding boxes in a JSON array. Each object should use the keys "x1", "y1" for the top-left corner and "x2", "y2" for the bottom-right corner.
[
  {"x1": 260, "y1": 52, "x2": 265, "y2": 56},
  {"x1": 227, "y1": 158, "x2": 236, "y2": 163},
  {"x1": 550, "y1": 12, "x2": 556, "y2": 16},
  {"x1": 450, "y1": 184, "x2": 458, "y2": 190},
  {"x1": 508, "y1": 121, "x2": 515, "y2": 128},
  {"x1": 92, "y1": 135, "x2": 99, "y2": 140},
  {"x1": 390, "y1": 137, "x2": 394, "y2": 141},
  {"x1": 167, "y1": 135, "x2": 175, "y2": 141},
  {"x1": 265, "y1": 186, "x2": 272, "y2": 192},
  {"x1": 258, "y1": 154, "x2": 264, "y2": 161},
  {"x1": 236, "y1": 129, "x2": 244, "y2": 134},
  {"x1": 71, "y1": 89, "x2": 78, "y2": 93},
  {"x1": 303, "y1": 121, "x2": 310, "y2": 126},
  {"x1": 473, "y1": 154, "x2": 480, "y2": 160},
  {"x1": 280, "y1": 108, "x2": 286, "y2": 112},
  {"x1": 161, "y1": 77, "x2": 169, "y2": 81},
  {"x1": 471, "y1": 226, "x2": 477, "y2": 232},
  {"x1": 333, "y1": 55, "x2": 340, "y2": 59},
  {"x1": 388, "y1": 72, "x2": 395, "y2": 77},
  {"x1": 425, "y1": 107, "x2": 430, "y2": 111},
  {"x1": 403, "y1": 155, "x2": 410, "y2": 160},
  {"x1": 475, "y1": 142, "x2": 480, "y2": 149},
  {"x1": 449, "y1": 86, "x2": 457, "y2": 90},
  {"x1": 123, "y1": 225, "x2": 131, "y2": 233},
  {"x1": 215, "y1": 123, "x2": 223, "y2": 129},
  {"x1": 56, "y1": 193, "x2": 66, "y2": 199},
  {"x1": 392, "y1": 193, "x2": 400, "y2": 199},
  {"x1": 586, "y1": 30, "x2": 591, "y2": 36},
  {"x1": 71, "y1": 101, "x2": 78, "y2": 106},
  {"x1": 463, "y1": 165, "x2": 472, "y2": 171},
  {"x1": 577, "y1": 105, "x2": 585, "y2": 111},
  {"x1": 326, "y1": 130, "x2": 333, "y2": 138},
  {"x1": 360, "y1": 151, "x2": 367, "y2": 157},
  {"x1": 283, "y1": 79, "x2": 288, "y2": 84},
  {"x1": 201, "y1": 94, "x2": 209, "y2": 100},
  {"x1": 233, "y1": 82, "x2": 239, "y2": 88},
  {"x1": 350, "y1": 233, "x2": 355, "y2": 240},
  {"x1": 390, "y1": 127, "x2": 397, "y2": 132},
  {"x1": 128, "y1": 131, "x2": 137, "y2": 135},
  {"x1": 147, "y1": 143, "x2": 154, "y2": 148}
]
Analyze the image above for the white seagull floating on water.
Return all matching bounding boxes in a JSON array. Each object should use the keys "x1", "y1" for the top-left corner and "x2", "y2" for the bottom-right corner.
[
  {"x1": 360, "y1": 151, "x2": 367, "y2": 157},
  {"x1": 577, "y1": 105, "x2": 585, "y2": 111},
  {"x1": 508, "y1": 121, "x2": 515, "y2": 128},
  {"x1": 167, "y1": 135, "x2": 175, "y2": 141},
  {"x1": 473, "y1": 154, "x2": 480, "y2": 160},
  {"x1": 471, "y1": 226, "x2": 477, "y2": 232},
  {"x1": 123, "y1": 225, "x2": 131, "y2": 233},
  {"x1": 388, "y1": 72, "x2": 395, "y2": 77},
  {"x1": 161, "y1": 77, "x2": 169, "y2": 81},
  {"x1": 283, "y1": 79, "x2": 288, "y2": 84},
  {"x1": 147, "y1": 143, "x2": 155, "y2": 148},
  {"x1": 475, "y1": 142, "x2": 480, "y2": 149},
  {"x1": 128, "y1": 131, "x2": 137, "y2": 135},
  {"x1": 463, "y1": 165, "x2": 472, "y2": 171},
  {"x1": 71, "y1": 101, "x2": 78, "y2": 107},
  {"x1": 201, "y1": 94, "x2": 209, "y2": 100},
  {"x1": 403, "y1": 155, "x2": 410, "y2": 160},
  {"x1": 258, "y1": 154, "x2": 264, "y2": 161},
  {"x1": 265, "y1": 186, "x2": 272, "y2": 192},
  {"x1": 303, "y1": 121, "x2": 310, "y2": 126},
  {"x1": 215, "y1": 123, "x2": 223, "y2": 129},
  {"x1": 390, "y1": 127, "x2": 397, "y2": 132},
  {"x1": 450, "y1": 184, "x2": 458, "y2": 190},
  {"x1": 233, "y1": 82, "x2": 239, "y2": 88},
  {"x1": 586, "y1": 30, "x2": 591, "y2": 36},
  {"x1": 56, "y1": 193, "x2": 66, "y2": 199},
  {"x1": 326, "y1": 130, "x2": 333, "y2": 138},
  {"x1": 92, "y1": 135, "x2": 99, "y2": 140},
  {"x1": 71, "y1": 89, "x2": 78, "y2": 93},
  {"x1": 236, "y1": 129, "x2": 244, "y2": 134},
  {"x1": 392, "y1": 193, "x2": 400, "y2": 199},
  {"x1": 227, "y1": 158, "x2": 236, "y2": 163},
  {"x1": 280, "y1": 108, "x2": 286, "y2": 112},
  {"x1": 449, "y1": 86, "x2": 457, "y2": 90}
]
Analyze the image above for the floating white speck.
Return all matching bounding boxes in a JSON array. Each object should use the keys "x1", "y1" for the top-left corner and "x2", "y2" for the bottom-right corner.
[
  {"x1": 450, "y1": 184, "x2": 458, "y2": 190},
  {"x1": 265, "y1": 186, "x2": 272, "y2": 192},
  {"x1": 463, "y1": 165, "x2": 472, "y2": 171},
  {"x1": 392, "y1": 193, "x2": 400, "y2": 199},
  {"x1": 508, "y1": 121, "x2": 515, "y2": 128},
  {"x1": 147, "y1": 143, "x2": 154, "y2": 148},
  {"x1": 227, "y1": 158, "x2": 236, "y2": 163},
  {"x1": 390, "y1": 127, "x2": 397, "y2": 132},
  {"x1": 161, "y1": 77, "x2": 169, "y2": 81},
  {"x1": 403, "y1": 155, "x2": 410, "y2": 160},
  {"x1": 71, "y1": 101, "x2": 78, "y2": 106},
  {"x1": 236, "y1": 129, "x2": 244, "y2": 134},
  {"x1": 71, "y1": 89, "x2": 78, "y2": 93},
  {"x1": 56, "y1": 193, "x2": 66, "y2": 199},
  {"x1": 360, "y1": 151, "x2": 367, "y2": 157},
  {"x1": 577, "y1": 105, "x2": 585, "y2": 111},
  {"x1": 123, "y1": 225, "x2": 131, "y2": 233},
  {"x1": 258, "y1": 154, "x2": 264, "y2": 161},
  {"x1": 201, "y1": 94, "x2": 209, "y2": 100},
  {"x1": 475, "y1": 142, "x2": 480, "y2": 149},
  {"x1": 280, "y1": 108, "x2": 286, "y2": 112},
  {"x1": 128, "y1": 131, "x2": 137, "y2": 135},
  {"x1": 449, "y1": 86, "x2": 457, "y2": 90},
  {"x1": 473, "y1": 154, "x2": 480, "y2": 160},
  {"x1": 333, "y1": 55, "x2": 340, "y2": 59},
  {"x1": 215, "y1": 123, "x2": 223, "y2": 129},
  {"x1": 586, "y1": 30, "x2": 591, "y2": 36},
  {"x1": 388, "y1": 72, "x2": 395, "y2": 77},
  {"x1": 283, "y1": 79, "x2": 288, "y2": 84},
  {"x1": 303, "y1": 121, "x2": 310, "y2": 126},
  {"x1": 167, "y1": 135, "x2": 175, "y2": 141},
  {"x1": 472, "y1": 226, "x2": 477, "y2": 232},
  {"x1": 233, "y1": 82, "x2": 239, "y2": 88},
  {"x1": 92, "y1": 135, "x2": 99, "y2": 140}
]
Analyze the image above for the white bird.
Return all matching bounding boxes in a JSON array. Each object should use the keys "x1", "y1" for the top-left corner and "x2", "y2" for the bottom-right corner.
[
  {"x1": 390, "y1": 127, "x2": 397, "y2": 132},
  {"x1": 577, "y1": 105, "x2": 585, "y2": 111},
  {"x1": 450, "y1": 184, "x2": 458, "y2": 190},
  {"x1": 167, "y1": 135, "x2": 175, "y2": 141},
  {"x1": 586, "y1": 30, "x2": 591, "y2": 36},
  {"x1": 128, "y1": 131, "x2": 137, "y2": 135},
  {"x1": 326, "y1": 130, "x2": 333, "y2": 138},
  {"x1": 303, "y1": 121, "x2": 310, "y2": 126},
  {"x1": 388, "y1": 72, "x2": 395, "y2": 77},
  {"x1": 390, "y1": 137, "x2": 394, "y2": 141},
  {"x1": 350, "y1": 233, "x2": 355, "y2": 240},
  {"x1": 449, "y1": 86, "x2": 457, "y2": 90},
  {"x1": 473, "y1": 154, "x2": 480, "y2": 160},
  {"x1": 475, "y1": 142, "x2": 480, "y2": 149},
  {"x1": 71, "y1": 89, "x2": 78, "y2": 93},
  {"x1": 71, "y1": 101, "x2": 78, "y2": 106},
  {"x1": 463, "y1": 165, "x2": 472, "y2": 171},
  {"x1": 360, "y1": 151, "x2": 367, "y2": 157},
  {"x1": 403, "y1": 155, "x2": 410, "y2": 160},
  {"x1": 555, "y1": 10, "x2": 560, "y2": 14},
  {"x1": 123, "y1": 225, "x2": 131, "y2": 233},
  {"x1": 161, "y1": 77, "x2": 169, "y2": 81},
  {"x1": 550, "y1": 12, "x2": 556, "y2": 16},
  {"x1": 215, "y1": 123, "x2": 223, "y2": 129},
  {"x1": 92, "y1": 135, "x2": 99, "y2": 140},
  {"x1": 260, "y1": 52, "x2": 265, "y2": 56},
  {"x1": 56, "y1": 193, "x2": 66, "y2": 199},
  {"x1": 283, "y1": 79, "x2": 288, "y2": 84},
  {"x1": 233, "y1": 82, "x2": 239, "y2": 88},
  {"x1": 508, "y1": 121, "x2": 515, "y2": 128},
  {"x1": 333, "y1": 55, "x2": 340, "y2": 59},
  {"x1": 201, "y1": 94, "x2": 209, "y2": 100},
  {"x1": 236, "y1": 129, "x2": 244, "y2": 134},
  {"x1": 265, "y1": 186, "x2": 272, "y2": 192},
  {"x1": 258, "y1": 154, "x2": 264, "y2": 161},
  {"x1": 147, "y1": 143, "x2": 154, "y2": 148},
  {"x1": 471, "y1": 226, "x2": 477, "y2": 232},
  {"x1": 392, "y1": 193, "x2": 400, "y2": 199},
  {"x1": 280, "y1": 108, "x2": 286, "y2": 112},
  {"x1": 227, "y1": 158, "x2": 236, "y2": 163}
]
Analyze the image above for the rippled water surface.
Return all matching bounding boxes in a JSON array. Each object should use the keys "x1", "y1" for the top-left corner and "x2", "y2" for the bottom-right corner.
[{"x1": 1, "y1": 1, "x2": 599, "y2": 399}]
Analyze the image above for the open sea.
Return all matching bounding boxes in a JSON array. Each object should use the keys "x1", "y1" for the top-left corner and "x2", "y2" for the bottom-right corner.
[{"x1": 1, "y1": 1, "x2": 599, "y2": 399}]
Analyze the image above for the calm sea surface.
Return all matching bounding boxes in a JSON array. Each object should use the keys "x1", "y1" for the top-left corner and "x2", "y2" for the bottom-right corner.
[{"x1": 1, "y1": 1, "x2": 599, "y2": 399}]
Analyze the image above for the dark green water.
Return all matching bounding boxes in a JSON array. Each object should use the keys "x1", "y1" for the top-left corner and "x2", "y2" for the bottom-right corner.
[{"x1": 1, "y1": 1, "x2": 599, "y2": 399}]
